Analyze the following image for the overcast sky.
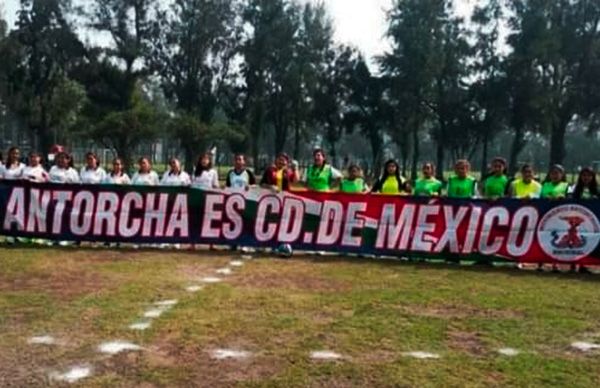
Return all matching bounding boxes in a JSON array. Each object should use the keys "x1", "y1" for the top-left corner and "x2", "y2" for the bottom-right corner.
[{"x1": 2, "y1": 0, "x2": 475, "y2": 61}]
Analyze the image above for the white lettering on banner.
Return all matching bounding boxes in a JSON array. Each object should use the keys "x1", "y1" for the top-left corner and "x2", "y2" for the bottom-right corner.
[
  {"x1": 142, "y1": 193, "x2": 169, "y2": 237},
  {"x1": 479, "y1": 207, "x2": 510, "y2": 255},
  {"x1": 223, "y1": 195, "x2": 245, "y2": 240},
  {"x1": 279, "y1": 198, "x2": 304, "y2": 243},
  {"x1": 255, "y1": 196, "x2": 280, "y2": 242},
  {"x1": 52, "y1": 191, "x2": 73, "y2": 234},
  {"x1": 341, "y1": 202, "x2": 367, "y2": 247},
  {"x1": 165, "y1": 194, "x2": 189, "y2": 238},
  {"x1": 507, "y1": 207, "x2": 538, "y2": 257},
  {"x1": 463, "y1": 206, "x2": 482, "y2": 254},
  {"x1": 26, "y1": 189, "x2": 51, "y2": 233},
  {"x1": 317, "y1": 201, "x2": 344, "y2": 245},
  {"x1": 3, "y1": 187, "x2": 25, "y2": 231},
  {"x1": 433, "y1": 206, "x2": 469, "y2": 253},
  {"x1": 94, "y1": 192, "x2": 119, "y2": 236},
  {"x1": 201, "y1": 194, "x2": 224, "y2": 239},
  {"x1": 119, "y1": 192, "x2": 143, "y2": 237},
  {"x1": 411, "y1": 205, "x2": 440, "y2": 252},
  {"x1": 375, "y1": 204, "x2": 415, "y2": 250},
  {"x1": 70, "y1": 191, "x2": 95, "y2": 236}
]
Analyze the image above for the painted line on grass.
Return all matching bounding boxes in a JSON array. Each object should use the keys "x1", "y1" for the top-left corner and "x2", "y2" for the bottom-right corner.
[
  {"x1": 49, "y1": 365, "x2": 92, "y2": 383},
  {"x1": 98, "y1": 341, "x2": 142, "y2": 355},
  {"x1": 401, "y1": 351, "x2": 440, "y2": 359},
  {"x1": 28, "y1": 335, "x2": 57, "y2": 345},
  {"x1": 210, "y1": 349, "x2": 252, "y2": 360},
  {"x1": 571, "y1": 341, "x2": 600, "y2": 352},
  {"x1": 310, "y1": 351, "x2": 344, "y2": 360},
  {"x1": 497, "y1": 348, "x2": 521, "y2": 356}
]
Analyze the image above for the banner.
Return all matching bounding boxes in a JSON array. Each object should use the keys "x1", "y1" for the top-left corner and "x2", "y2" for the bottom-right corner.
[{"x1": 2, "y1": 180, "x2": 600, "y2": 264}]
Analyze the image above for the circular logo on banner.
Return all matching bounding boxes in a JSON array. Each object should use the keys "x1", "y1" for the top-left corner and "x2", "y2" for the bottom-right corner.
[{"x1": 537, "y1": 204, "x2": 600, "y2": 262}]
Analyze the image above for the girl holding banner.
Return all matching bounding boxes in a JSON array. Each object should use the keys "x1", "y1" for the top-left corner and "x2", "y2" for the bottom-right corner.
[
  {"x1": 541, "y1": 165, "x2": 569, "y2": 199},
  {"x1": 305, "y1": 149, "x2": 342, "y2": 192},
  {"x1": 161, "y1": 158, "x2": 191, "y2": 186},
  {"x1": 261, "y1": 153, "x2": 296, "y2": 192},
  {"x1": 371, "y1": 159, "x2": 411, "y2": 195},
  {"x1": 192, "y1": 153, "x2": 220, "y2": 190},
  {"x1": 49, "y1": 152, "x2": 80, "y2": 184},
  {"x1": 131, "y1": 157, "x2": 160, "y2": 186},
  {"x1": 414, "y1": 163, "x2": 443, "y2": 196},
  {"x1": 1, "y1": 147, "x2": 25, "y2": 180},
  {"x1": 23, "y1": 152, "x2": 49, "y2": 183},
  {"x1": 481, "y1": 157, "x2": 509, "y2": 199},
  {"x1": 510, "y1": 164, "x2": 542, "y2": 199},
  {"x1": 571, "y1": 167, "x2": 599, "y2": 199},
  {"x1": 80, "y1": 152, "x2": 107, "y2": 184},
  {"x1": 446, "y1": 160, "x2": 477, "y2": 198},
  {"x1": 104, "y1": 158, "x2": 131, "y2": 185},
  {"x1": 340, "y1": 165, "x2": 369, "y2": 194}
]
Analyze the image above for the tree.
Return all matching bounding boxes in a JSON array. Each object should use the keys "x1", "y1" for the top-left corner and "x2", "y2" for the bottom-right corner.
[
  {"x1": 0, "y1": 0, "x2": 85, "y2": 153},
  {"x1": 506, "y1": 0, "x2": 600, "y2": 165},
  {"x1": 90, "y1": 85, "x2": 162, "y2": 168},
  {"x1": 150, "y1": 0, "x2": 241, "y2": 171}
]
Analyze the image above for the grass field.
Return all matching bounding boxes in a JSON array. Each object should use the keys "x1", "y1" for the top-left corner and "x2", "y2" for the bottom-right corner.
[{"x1": 1, "y1": 247, "x2": 600, "y2": 387}]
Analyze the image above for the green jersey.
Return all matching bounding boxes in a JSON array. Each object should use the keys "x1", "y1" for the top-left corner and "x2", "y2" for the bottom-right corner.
[
  {"x1": 340, "y1": 178, "x2": 366, "y2": 193},
  {"x1": 483, "y1": 174, "x2": 509, "y2": 198},
  {"x1": 307, "y1": 165, "x2": 333, "y2": 192},
  {"x1": 414, "y1": 177, "x2": 443, "y2": 196},
  {"x1": 446, "y1": 176, "x2": 477, "y2": 198},
  {"x1": 541, "y1": 181, "x2": 568, "y2": 199}
]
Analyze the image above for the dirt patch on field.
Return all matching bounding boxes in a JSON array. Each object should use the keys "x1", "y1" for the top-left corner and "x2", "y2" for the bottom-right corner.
[
  {"x1": 398, "y1": 303, "x2": 524, "y2": 320},
  {"x1": 447, "y1": 330, "x2": 487, "y2": 357},
  {"x1": 235, "y1": 266, "x2": 352, "y2": 292},
  {"x1": 0, "y1": 269, "x2": 110, "y2": 300}
]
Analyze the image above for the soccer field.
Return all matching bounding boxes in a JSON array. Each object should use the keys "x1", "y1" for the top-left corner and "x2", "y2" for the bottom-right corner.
[{"x1": 1, "y1": 248, "x2": 600, "y2": 387}]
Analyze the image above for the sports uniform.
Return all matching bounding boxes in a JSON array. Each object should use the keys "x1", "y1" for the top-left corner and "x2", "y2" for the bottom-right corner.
[
  {"x1": 414, "y1": 177, "x2": 443, "y2": 196},
  {"x1": 226, "y1": 169, "x2": 256, "y2": 189},
  {"x1": 131, "y1": 171, "x2": 160, "y2": 186},
  {"x1": 80, "y1": 167, "x2": 107, "y2": 184},
  {"x1": 446, "y1": 176, "x2": 477, "y2": 198}
]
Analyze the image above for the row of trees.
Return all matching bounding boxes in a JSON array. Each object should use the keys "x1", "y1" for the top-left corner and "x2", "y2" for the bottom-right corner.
[{"x1": 1, "y1": 0, "x2": 600, "y2": 176}]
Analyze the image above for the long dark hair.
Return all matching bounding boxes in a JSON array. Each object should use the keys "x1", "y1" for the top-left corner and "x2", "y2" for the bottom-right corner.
[
  {"x1": 194, "y1": 153, "x2": 213, "y2": 176},
  {"x1": 312, "y1": 148, "x2": 327, "y2": 171},
  {"x1": 55, "y1": 151, "x2": 74, "y2": 168},
  {"x1": 85, "y1": 151, "x2": 100, "y2": 169},
  {"x1": 380, "y1": 159, "x2": 402, "y2": 182},
  {"x1": 573, "y1": 167, "x2": 599, "y2": 199},
  {"x1": 111, "y1": 157, "x2": 124, "y2": 177},
  {"x1": 6, "y1": 147, "x2": 20, "y2": 166}
]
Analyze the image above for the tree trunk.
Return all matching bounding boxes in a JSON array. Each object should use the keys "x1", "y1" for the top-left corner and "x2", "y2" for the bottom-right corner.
[
  {"x1": 411, "y1": 124, "x2": 419, "y2": 181},
  {"x1": 184, "y1": 145, "x2": 195, "y2": 174},
  {"x1": 549, "y1": 122, "x2": 567, "y2": 166},
  {"x1": 480, "y1": 132, "x2": 489, "y2": 177},
  {"x1": 509, "y1": 125, "x2": 525, "y2": 176},
  {"x1": 369, "y1": 128, "x2": 382, "y2": 177},
  {"x1": 436, "y1": 140, "x2": 445, "y2": 180}
]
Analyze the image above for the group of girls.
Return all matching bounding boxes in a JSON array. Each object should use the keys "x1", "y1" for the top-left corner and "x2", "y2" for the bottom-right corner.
[{"x1": 300, "y1": 148, "x2": 597, "y2": 201}]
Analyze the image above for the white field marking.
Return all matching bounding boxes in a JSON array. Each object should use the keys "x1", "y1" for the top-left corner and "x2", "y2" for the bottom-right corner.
[
  {"x1": 241, "y1": 255, "x2": 253, "y2": 260},
  {"x1": 200, "y1": 277, "x2": 222, "y2": 284},
  {"x1": 154, "y1": 299, "x2": 178, "y2": 307},
  {"x1": 401, "y1": 351, "x2": 441, "y2": 359},
  {"x1": 498, "y1": 348, "x2": 521, "y2": 356},
  {"x1": 186, "y1": 285, "x2": 204, "y2": 293},
  {"x1": 129, "y1": 322, "x2": 151, "y2": 331},
  {"x1": 571, "y1": 342, "x2": 600, "y2": 352},
  {"x1": 28, "y1": 335, "x2": 56, "y2": 345},
  {"x1": 98, "y1": 341, "x2": 142, "y2": 355},
  {"x1": 215, "y1": 268, "x2": 233, "y2": 275},
  {"x1": 210, "y1": 349, "x2": 252, "y2": 360},
  {"x1": 50, "y1": 365, "x2": 92, "y2": 383},
  {"x1": 143, "y1": 308, "x2": 169, "y2": 319},
  {"x1": 310, "y1": 351, "x2": 344, "y2": 360},
  {"x1": 230, "y1": 260, "x2": 244, "y2": 267}
]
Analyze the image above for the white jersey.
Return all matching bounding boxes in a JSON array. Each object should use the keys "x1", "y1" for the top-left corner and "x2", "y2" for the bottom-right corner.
[
  {"x1": 23, "y1": 165, "x2": 49, "y2": 182},
  {"x1": 80, "y1": 166, "x2": 107, "y2": 184},
  {"x1": 104, "y1": 172, "x2": 131, "y2": 185},
  {"x1": 161, "y1": 171, "x2": 191, "y2": 186},
  {"x1": 131, "y1": 171, "x2": 160, "y2": 186},
  {"x1": 49, "y1": 166, "x2": 80, "y2": 184},
  {"x1": 1, "y1": 163, "x2": 26, "y2": 180},
  {"x1": 226, "y1": 169, "x2": 256, "y2": 189},
  {"x1": 192, "y1": 169, "x2": 220, "y2": 189}
]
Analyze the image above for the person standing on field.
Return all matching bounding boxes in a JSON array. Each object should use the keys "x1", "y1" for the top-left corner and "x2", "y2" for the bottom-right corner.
[
  {"x1": 510, "y1": 164, "x2": 541, "y2": 199},
  {"x1": 23, "y1": 152, "x2": 49, "y2": 183},
  {"x1": 340, "y1": 165, "x2": 369, "y2": 193},
  {"x1": 49, "y1": 152, "x2": 80, "y2": 184},
  {"x1": 481, "y1": 157, "x2": 509, "y2": 199},
  {"x1": 1, "y1": 147, "x2": 25, "y2": 180},
  {"x1": 414, "y1": 163, "x2": 443, "y2": 196},
  {"x1": 104, "y1": 158, "x2": 131, "y2": 185},
  {"x1": 192, "y1": 153, "x2": 220, "y2": 189},
  {"x1": 371, "y1": 159, "x2": 411, "y2": 195},
  {"x1": 161, "y1": 158, "x2": 191, "y2": 186},
  {"x1": 79, "y1": 152, "x2": 107, "y2": 184},
  {"x1": 541, "y1": 164, "x2": 569, "y2": 199},
  {"x1": 131, "y1": 157, "x2": 160, "y2": 186},
  {"x1": 261, "y1": 153, "x2": 296, "y2": 192},
  {"x1": 226, "y1": 154, "x2": 256, "y2": 189},
  {"x1": 445, "y1": 159, "x2": 477, "y2": 198},
  {"x1": 304, "y1": 148, "x2": 343, "y2": 192}
]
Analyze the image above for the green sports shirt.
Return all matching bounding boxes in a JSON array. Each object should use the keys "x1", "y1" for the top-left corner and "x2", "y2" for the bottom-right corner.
[
  {"x1": 446, "y1": 176, "x2": 477, "y2": 198},
  {"x1": 483, "y1": 174, "x2": 509, "y2": 198},
  {"x1": 414, "y1": 177, "x2": 443, "y2": 196}
]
